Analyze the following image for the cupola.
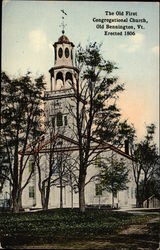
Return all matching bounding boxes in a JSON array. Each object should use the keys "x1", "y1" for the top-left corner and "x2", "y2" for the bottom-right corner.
[{"x1": 53, "y1": 34, "x2": 75, "y2": 68}]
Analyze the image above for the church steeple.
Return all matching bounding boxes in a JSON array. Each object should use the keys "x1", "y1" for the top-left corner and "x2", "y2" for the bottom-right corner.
[
  {"x1": 49, "y1": 33, "x2": 78, "y2": 92},
  {"x1": 48, "y1": 10, "x2": 79, "y2": 91},
  {"x1": 53, "y1": 34, "x2": 74, "y2": 68}
]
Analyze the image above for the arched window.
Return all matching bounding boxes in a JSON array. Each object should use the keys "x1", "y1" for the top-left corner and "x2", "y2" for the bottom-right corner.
[
  {"x1": 58, "y1": 48, "x2": 63, "y2": 58},
  {"x1": 65, "y1": 72, "x2": 73, "y2": 83},
  {"x1": 65, "y1": 48, "x2": 69, "y2": 58},
  {"x1": 56, "y1": 71, "x2": 64, "y2": 89},
  {"x1": 57, "y1": 112, "x2": 63, "y2": 127},
  {"x1": 56, "y1": 71, "x2": 63, "y2": 82}
]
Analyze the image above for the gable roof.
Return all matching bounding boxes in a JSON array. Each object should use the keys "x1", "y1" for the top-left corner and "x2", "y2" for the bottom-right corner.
[{"x1": 21, "y1": 133, "x2": 134, "y2": 161}]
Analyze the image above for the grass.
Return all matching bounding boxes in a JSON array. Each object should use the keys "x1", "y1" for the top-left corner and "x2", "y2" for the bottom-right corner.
[{"x1": 0, "y1": 208, "x2": 157, "y2": 247}]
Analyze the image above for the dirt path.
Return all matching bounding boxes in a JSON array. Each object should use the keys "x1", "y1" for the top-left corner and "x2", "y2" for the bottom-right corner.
[{"x1": 3, "y1": 217, "x2": 160, "y2": 250}]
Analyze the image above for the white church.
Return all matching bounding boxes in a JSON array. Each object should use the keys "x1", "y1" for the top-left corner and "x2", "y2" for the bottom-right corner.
[
  {"x1": 20, "y1": 32, "x2": 137, "y2": 210},
  {"x1": 0, "y1": 31, "x2": 137, "y2": 210}
]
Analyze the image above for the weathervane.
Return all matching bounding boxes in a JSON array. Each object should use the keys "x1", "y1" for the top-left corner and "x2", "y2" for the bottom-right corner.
[{"x1": 60, "y1": 10, "x2": 67, "y2": 34}]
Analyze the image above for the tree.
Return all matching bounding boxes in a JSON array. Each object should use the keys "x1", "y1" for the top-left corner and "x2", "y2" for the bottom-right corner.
[
  {"x1": 118, "y1": 120, "x2": 136, "y2": 151},
  {"x1": 36, "y1": 135, "x2": 56, "y2": 211},
  {"x1": 0, "y1": 140, "x2": 10, "y2": 193},
  {"x1": 100, "y1": 155, "x2": 129, "y2": 208},
  {"x1": 55, "y1": 149, "x2": 72, "y2": 209},
  {"x1": 132, "y1": 124, "x2": 159, "y2": 207},
  {"x1": 70, "y1": 42, "x2": 124, "y2": 212},
  {"x1": 131, "y1": 143, "x2": 144, "y2": 207},
  {"x1": 152, "y1": 157, "x2": 160, "y2": 198},
  {"x1": 1, "y1": 72, "x2": 46, "y2": 212},
  {"x1": 35, "y1": 108, "x2": 59, "y2": 211},
  {"x1": 35, "y1": 117, "x2": 74, "y2": 210}
]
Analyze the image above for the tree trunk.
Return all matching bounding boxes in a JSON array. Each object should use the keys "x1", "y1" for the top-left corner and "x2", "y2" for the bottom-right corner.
[
  {"x1": 147, "y1": 198, "x2": 149, "y2": 208},
  {"x1": 79, "y1": 178, "x2": 85, "y2": 212},
  {"x1": 112, "y1": 192, "x2": 114, "y2": 208},
  {"x1": 145, "y1": 182, "x2": 149, "y2": 208},
  {"x1": 43, "y1": 202, "x2": 48, "y2": 211},
  {"x1": 98, "y1": 196, "x2": 101, "y2": 209},
  {"x1": 136, "y1": 182, "x2": 140, "y2": 208},
  {"x1": 70, "y1": 175, "x2": 73, "y2": 209},
  {"x1": 12, "y1": 189, "x2": 22, "y2": 213},
  {"x1": 18, "y1": 191, "x2": 22, "y2": 210},
  {"x1": 45, "y1": 185, "x2": 50, "y2": 210},
  {"x1": 71, "y1": 186, "x2": 73, "y2": 209},
  {"x1": 12, "y1": 200, "x2": 20, "y2": 213},
  {"x1": 41, "y1": 183, "x2": 46, "y2": 210},
  {"x1": 60, "y1": 177, "x2": 63, "y2": 208}
]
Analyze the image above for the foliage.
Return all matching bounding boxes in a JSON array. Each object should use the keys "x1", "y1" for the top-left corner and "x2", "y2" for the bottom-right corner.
[
  {"x1": 100, "y1": 157, "x2": 129, "y2": 196},
  {"x1": 1, "y1": 71, "x2": 46, "y2": 212},
  {"x1": 71, "y1": 42, "x2": 125, "y2": 211},
  {"x1": 131, "y1": 123, "x2": 159, "y2": 207},
  {"x1": 117, "y1": 120, "x2": 136, "y2": 149},
  {"x1": 0, "y1": 208, "x2": 153, "y2": 241},
  {"x1": 99, "y1": 155, "x2": 129, "y2": 208},
  {"x1": 0, "y1": 141, "x2": 10, "y2": 192}
]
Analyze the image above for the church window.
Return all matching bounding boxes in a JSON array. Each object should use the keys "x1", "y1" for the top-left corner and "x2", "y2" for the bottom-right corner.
[
  {"x1": 65, "y1": 72, "x2": 72, "y2": 83},
  {"x1": 95, "y1": 184, "x2": 102, "y2": 196},
  {"x1": 64, "y1": 115, "x2": 68, "y2": 126},
  {"x1": 58, "y1": 48, "x2": 63, "y2": 58},
  {"x1": 131, "y1": 187, "x2": 135, "y2": 199},
  {"x1": 65, "y1": 48, "x2": 69, "y2": 58},
  {"x1": 56, "y1": 72, "x2": 63, "y2": 82},
  {"x1": 56, "y1": 72, "x2": 64, "y2": 88},
  {"x1": 95, "y1": 155, "x2": 101, "y2": 168},
  {"x1": 29, "y1": 186, "x2": 35, "y2": 198},
  {"x1": 52, "y1": 117, "x2": 55, "y2": 127},
  {"x1": 57, "y1": 112, "x2": 63, "y2": 127},
  {"x1": 28, "y1": 160, "x2": 34, "y2": 173}
]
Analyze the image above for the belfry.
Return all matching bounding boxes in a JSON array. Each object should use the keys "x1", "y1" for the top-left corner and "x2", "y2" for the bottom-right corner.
[
  {"x1": 49, "y1": 34, "x2": 79, "y2": 92},
  {"x1": 49, "y1": 12, "x2": 78, "y2": 92}
]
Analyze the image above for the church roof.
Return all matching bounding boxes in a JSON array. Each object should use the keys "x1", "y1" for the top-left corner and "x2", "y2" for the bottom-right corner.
[
  {"x1": 53, "y1": 34, "x2": 75, "y2": 47},
  {"x1": 20, "y1": 133, "x2": 135, "y2": 161},
  {"x1": 58, "y1": 35, "x2": 70, "y2": 43}
]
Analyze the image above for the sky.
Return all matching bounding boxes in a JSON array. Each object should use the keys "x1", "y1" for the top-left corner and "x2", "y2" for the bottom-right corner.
[{"x1": 2, "y1": 1, "x2": 159, "y2": 149}]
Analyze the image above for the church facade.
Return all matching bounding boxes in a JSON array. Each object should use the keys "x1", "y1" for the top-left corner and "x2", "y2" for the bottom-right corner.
[{"x1": 20, "y1": 33, "x2": 137, "y2": 210}]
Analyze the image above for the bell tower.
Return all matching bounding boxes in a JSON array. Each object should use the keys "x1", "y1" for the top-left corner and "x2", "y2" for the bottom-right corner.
[
  {"x1": 49, "y1": 10, "x2": 78, "y2": 92},
  {"x1": 44, "y1": 13, "x2": 79, "y2": 135},
  {"x1": 49, "y1": 34, "x2": 78, "y2": 91}
]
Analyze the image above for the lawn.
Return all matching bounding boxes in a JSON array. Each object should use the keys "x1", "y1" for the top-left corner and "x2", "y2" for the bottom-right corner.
[{"x1": 0, "y1": 208, "x2": 158, "y2": 248}]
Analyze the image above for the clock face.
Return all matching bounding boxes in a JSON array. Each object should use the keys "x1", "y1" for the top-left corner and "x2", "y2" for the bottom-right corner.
[
  {"x1": 65, "y1": 48, "x2": 69, "y2": 58},
  {"x1": 58, "y1": 48, "x2": 63, "y2": 58}
]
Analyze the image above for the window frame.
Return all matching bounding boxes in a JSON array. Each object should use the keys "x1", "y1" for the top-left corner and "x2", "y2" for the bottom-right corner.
[
  {"x1": 28, "y1": 160, "x2": 34, "y2": 173},
  {"x1": 64, "y1": 115, "x2": 68, "y2": 126},
  {"x1": 65, "y1": 48, "x2": 69, "y2": 58},
  {"x1": 57, "y1": 112, "x2": 63, "y2": 127},
  {"x1": 95, "y1": 183, "x2": 102, "y2": 196},
  {"x1": 58, "y1": 47, "x2": 63, "y2": 58},
  {"x1": 29, "y1": 186, "x2": 35, "y2": 198}
]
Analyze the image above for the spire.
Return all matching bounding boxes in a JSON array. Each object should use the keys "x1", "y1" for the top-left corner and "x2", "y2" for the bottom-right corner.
[{"x1": 60, "y1": 10, "x2": 67, "y2": 34}]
